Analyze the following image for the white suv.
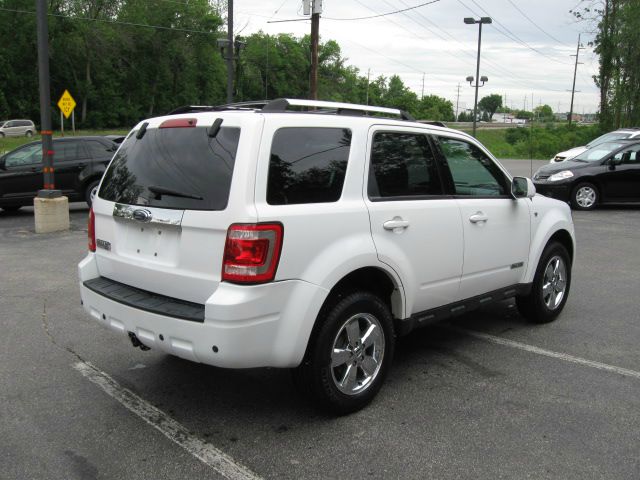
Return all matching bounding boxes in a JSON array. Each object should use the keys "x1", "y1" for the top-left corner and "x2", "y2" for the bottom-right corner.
[{"x1": 79, "y1": 99, "x2": 575, "y2": 413}]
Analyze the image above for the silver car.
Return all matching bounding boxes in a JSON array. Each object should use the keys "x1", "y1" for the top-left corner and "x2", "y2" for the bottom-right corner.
[{"x1": 0, "y1": 119, "x2": 36, "y2": 138}]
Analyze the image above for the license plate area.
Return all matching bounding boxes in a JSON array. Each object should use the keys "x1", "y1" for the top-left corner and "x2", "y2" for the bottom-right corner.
[
  {"x1": 116, "y1": 223, "x2": 180, "y2": 266},
  {"x1": 112, "y1": 204, "x2": 184, "y2": 266}
]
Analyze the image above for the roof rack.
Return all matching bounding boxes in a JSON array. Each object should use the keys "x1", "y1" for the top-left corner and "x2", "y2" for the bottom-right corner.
[
  {"x1": 167, "y1": 98, "x2": 416, "y2": 121},
  {"x1": 262, "y1": 98, "x2": 415, "y2": 121}
]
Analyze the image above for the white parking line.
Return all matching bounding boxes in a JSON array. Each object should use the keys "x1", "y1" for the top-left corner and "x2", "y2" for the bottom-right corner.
[
  {"x1": 73, "y1": 361, "x2": 262, "y2": 480},
  {"x1": 450, "y1": 327, "x2": 640, "y2": 380}
]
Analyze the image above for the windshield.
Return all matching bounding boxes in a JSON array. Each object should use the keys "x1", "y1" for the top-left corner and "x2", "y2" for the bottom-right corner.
[
  {"x1": 99, "y1": 125, "x2": 240, "y2": 210},
  {"x1": 573, "y1": 141, "x2": 628, "y2": 162},
  {"x1": 585, "y1": 132, "x2": 632, "y2": 147}
]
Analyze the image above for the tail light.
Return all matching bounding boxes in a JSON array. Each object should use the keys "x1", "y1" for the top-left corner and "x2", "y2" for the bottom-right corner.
[
  {"x1": 222, "y1": 223, "x2": 283, "y2": 284},
  {"x1": 88, "y1": 208, "x2": 96, "y2": 252}
]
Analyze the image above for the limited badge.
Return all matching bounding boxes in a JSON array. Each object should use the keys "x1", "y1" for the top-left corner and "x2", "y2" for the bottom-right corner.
[{"x1": 96, "y1": 239, "x2": 111, "y2": 251}]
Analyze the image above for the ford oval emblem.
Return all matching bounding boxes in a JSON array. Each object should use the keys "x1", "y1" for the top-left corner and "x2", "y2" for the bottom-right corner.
[{"x1": 132, "y1": 208, "x2": 152, "y2": 223}]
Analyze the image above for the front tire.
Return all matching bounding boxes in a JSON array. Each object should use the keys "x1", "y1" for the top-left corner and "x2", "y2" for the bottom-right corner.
[
  {"x1": 516, "y1": 242, "x2": 571, "y2": 324},
  {"x1": 293, "y1": 291, "x2": 395, "y2": 415},
  {"x1": 571, "y1": 182, "x2": 598, "y2": 210}
]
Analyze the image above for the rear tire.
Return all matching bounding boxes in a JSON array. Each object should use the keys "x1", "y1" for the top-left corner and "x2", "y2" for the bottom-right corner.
[
  {"x1": 1, "y1": 205, "x2": 21, "y2": 212},
  {"x1": 516, "y1": 241, "x2": 571, "y2": 324},
  {"x1": 293, "y1": 291, "x2": 395, "y2": 415},
  {"x1": 85, "y1": 180, "x2": 100, "y2": 207},
  {"x1": 571, "y1": 182, "x2": 598, "y2": 210},
  {"x1": 25, "y1": 130, "x2": 33, "y2": 138}
]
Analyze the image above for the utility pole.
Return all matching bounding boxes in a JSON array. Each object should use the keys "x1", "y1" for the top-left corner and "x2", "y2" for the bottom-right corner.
[
  {"x1": 35, "y1": 0, "x2": 68, "y2": 233},
  {"x1": 36, "y1": 0, "x2": 55, "y2": 194},
  {"x1": 366, "y1": 68, "x2": 371, "y2": 105},
  {"x1": 421, "y1": 73, "x2": 425, "y2": 100},
  {"x1": 568, "y1": 33, "x2": 584, "y2": 125},
  {"x1": 455, "y1": 83, "x2": 461, "y2": 120},
  {"x1": 226, "y1": 0, "x2": 234, "y2": 103},
  {"x1": 309, "y1": 0, "x2": 321, "y2": 100}
]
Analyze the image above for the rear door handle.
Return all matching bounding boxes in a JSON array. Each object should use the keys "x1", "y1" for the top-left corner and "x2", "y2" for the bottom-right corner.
[
  {"x1": 383, "y1": 217, "x2": 410, "y2": 232},
  {"x1": 469, "y1": 212, "x2": 488, "y2": 223}
]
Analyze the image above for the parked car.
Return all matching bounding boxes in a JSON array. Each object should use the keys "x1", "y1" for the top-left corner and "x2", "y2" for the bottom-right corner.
[
  {"x1": 79, "y1": 99, "x2": 575, "y2": 413},
  {"x1": 535, "y1": 139, "x2": 640, "y2": 210},
  {"x1": 0, "y1": 119, "x2": 36, "y2": 138},
  {"x1": 0, "y1": 136, "x2": 119, "y2": 211},
  {"x1": 550, "y1": 127, "x2": 640, "y2": 163}
]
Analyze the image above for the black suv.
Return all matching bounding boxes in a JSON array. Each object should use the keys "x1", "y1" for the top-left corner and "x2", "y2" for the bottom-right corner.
[{"x1": 0, "y1": 136, "x2": 118, "y2": 211}]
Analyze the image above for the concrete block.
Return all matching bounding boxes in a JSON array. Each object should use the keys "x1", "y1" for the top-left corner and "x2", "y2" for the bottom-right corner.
[{"x1": 34, "y1": 196, "x2": 70, "y2": 233}]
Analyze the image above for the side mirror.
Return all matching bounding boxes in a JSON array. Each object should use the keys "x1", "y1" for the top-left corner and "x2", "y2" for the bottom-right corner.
[
  {"x1": 609, "y1": 155, "x2": 623, "y2": 169},
  {"x1": 511, "y1": 176, "x2": 536, "y2": 199}
]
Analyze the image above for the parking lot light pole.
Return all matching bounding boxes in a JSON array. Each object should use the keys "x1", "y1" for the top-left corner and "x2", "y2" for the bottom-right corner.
[
  {"x1": 36, "y1": 0, "x2": 56, "y2": 196},
  {"x1": 465, "y1": 16, "x2": 492, "y2": 137},
  {"x1": 35, "y1": 0, "x2": 68, "y2": 233}
]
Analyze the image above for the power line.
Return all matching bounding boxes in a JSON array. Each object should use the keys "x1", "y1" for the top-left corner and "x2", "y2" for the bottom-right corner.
[
  {"x1": 506, "y1": 0, "x2": 571, "y2": 47},
  {"x1": 375, "y1": 0, "x2": 568, "y2": 93},
  {"x1": 323, "y1": 0, "x2": 440, "y2": 21},
  {"x1": 458, "y1": 0, "x2": 573, "y2": 66},
  {"x1": 0, "y1": 6, "x2": 219, "y2": 35}
]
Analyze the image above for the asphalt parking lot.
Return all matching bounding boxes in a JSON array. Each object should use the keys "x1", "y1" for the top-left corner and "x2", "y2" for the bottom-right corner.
[{"x1": 1, "y1": 159, "x2": 639, "y2": 480}]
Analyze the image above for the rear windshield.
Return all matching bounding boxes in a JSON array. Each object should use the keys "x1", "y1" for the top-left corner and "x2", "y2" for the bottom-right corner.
[{"x1": 99, "y1": 125, "x2": 240, "y2": 210}]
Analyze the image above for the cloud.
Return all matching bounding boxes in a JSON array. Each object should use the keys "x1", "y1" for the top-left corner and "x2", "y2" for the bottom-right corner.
[{"x1": 236, "y1": 0, "x2": 599, "y2": 112}]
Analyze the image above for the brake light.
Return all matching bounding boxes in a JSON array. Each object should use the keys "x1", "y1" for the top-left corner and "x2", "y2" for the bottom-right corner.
[
  {"x1": 159, "y1": 118, "x2": 197, "y2": 128},
  {"x1": 88, "y1": 208, "x2": 96, "y2": 252},
  {"x1": 222, "y1": 223, "x2": 283, "y2": 284}
]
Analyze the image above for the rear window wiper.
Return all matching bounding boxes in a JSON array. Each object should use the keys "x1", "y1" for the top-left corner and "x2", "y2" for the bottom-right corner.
[{"x1": 147, "y1": 185, "x2": 204, "y2": 200}]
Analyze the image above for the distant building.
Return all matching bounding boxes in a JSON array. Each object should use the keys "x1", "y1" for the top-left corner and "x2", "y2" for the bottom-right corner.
[{"x1": 491, "y1": 113, "x2": 526, "y2": 124}]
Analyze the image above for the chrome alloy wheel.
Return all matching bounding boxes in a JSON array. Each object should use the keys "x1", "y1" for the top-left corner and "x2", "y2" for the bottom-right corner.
[
  {"x1": 542, "y1": 255, "x2": 567, "y2": 310},
  {"x1": 331, "y1": 313, "x2": 385, "y2": 395},
  {"x1": 575, "y1": 186, "x2": 596, "y2": 208}
]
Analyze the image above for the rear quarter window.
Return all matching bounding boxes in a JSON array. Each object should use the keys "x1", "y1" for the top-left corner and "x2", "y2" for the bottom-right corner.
[
  {"x1": 99, "y1": 125, "x2": 240, "y2": 211},
  {"x1": 267, "y1": 127, "x2": 352, "y2": 205}
]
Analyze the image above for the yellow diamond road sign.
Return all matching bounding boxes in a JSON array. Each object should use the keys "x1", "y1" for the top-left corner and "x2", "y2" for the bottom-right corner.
[{"x1": 57, "y1": 90, "x2": 76, "y2": 119}]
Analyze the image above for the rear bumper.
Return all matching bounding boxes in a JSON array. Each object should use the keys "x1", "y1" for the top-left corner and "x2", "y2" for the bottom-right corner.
[
  {"x1": 78, "y1": 253, "x2": 328, "y2": 368},
  {"x1": 534, "y1": 182, "x2": 571, "y2": 203}
]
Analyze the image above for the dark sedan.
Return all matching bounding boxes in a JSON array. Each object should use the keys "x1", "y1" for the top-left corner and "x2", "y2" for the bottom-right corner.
[
  {"x1": 533, "y1": 140, "x2": 640, "y2": 210},
  {"x1": 0, "y1": 136, "x2": 118, "y2": 212}
]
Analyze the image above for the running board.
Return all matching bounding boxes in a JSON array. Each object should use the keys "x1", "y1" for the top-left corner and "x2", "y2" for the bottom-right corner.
[{"x1": 395, "y1": 284, "x2": 532, "y2": 336}]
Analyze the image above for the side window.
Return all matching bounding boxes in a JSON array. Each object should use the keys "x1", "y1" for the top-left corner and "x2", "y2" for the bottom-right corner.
[
  {"x1": 267, "y1": 127, "x2": 351, "y2": 205},
  {"x1": 55, "y1": 141, "x2": 85, "y2": 162},
  {"x1": 5, "y1": 121, "x2": 16, "y2": 128},
  {"x1": 85, "y1": 140, "x2": 113, "y2": 158},
  {"x1": 368, "y1": 131, "x2": 443, "y2": 198},
  {"x1": 437, "y1": 137, "x2": 508, "y2": 196},
  {"x1": 5, "y1": 144, "x2": 42, "y2": 167},
  {"x1": 616, "y1": 145, "x2": 640, "y2": 164}
]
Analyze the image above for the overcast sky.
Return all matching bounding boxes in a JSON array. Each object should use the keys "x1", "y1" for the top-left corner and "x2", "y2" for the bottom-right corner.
[{"x1": 234, "y1": 0, "x2": 600, "y2": 114}]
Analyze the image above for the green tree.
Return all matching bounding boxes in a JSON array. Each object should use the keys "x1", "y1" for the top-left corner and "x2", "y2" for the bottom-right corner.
[
  {"x1": 534, "y1": 104, "x2": 554, "y2": 121},
  {"x1": 415, "y1": 95, "x2": 454, "y2": 121},
  {"x1": 478, "y1": 94, "x2": 502, "y2": 120}
]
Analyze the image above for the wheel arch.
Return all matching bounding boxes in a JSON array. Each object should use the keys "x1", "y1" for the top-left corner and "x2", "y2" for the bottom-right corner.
[
  {"x1": 548, "y1": 229, "x2": 574, "y2": 264},
  {"x1": 300, "y1": 266, "x2": 405, "y2": 363},
  {"x1": 524, "y1": 197, "x2": 576, "y2": 284},
  {"x1": 325, "y1": 267, "x2": 404, "y2": 320},
  {"x1": 572, "y1": 176, "x2": 602, "y2": 197}
]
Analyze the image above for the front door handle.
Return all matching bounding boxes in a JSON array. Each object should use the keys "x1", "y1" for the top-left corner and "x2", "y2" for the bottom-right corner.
[
  {"x1": 469, "y1": 212, "x2": 488, "y2": 223},
  {"x1": 383, "y1": 217, "x2": 410, "y2": 232}
]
